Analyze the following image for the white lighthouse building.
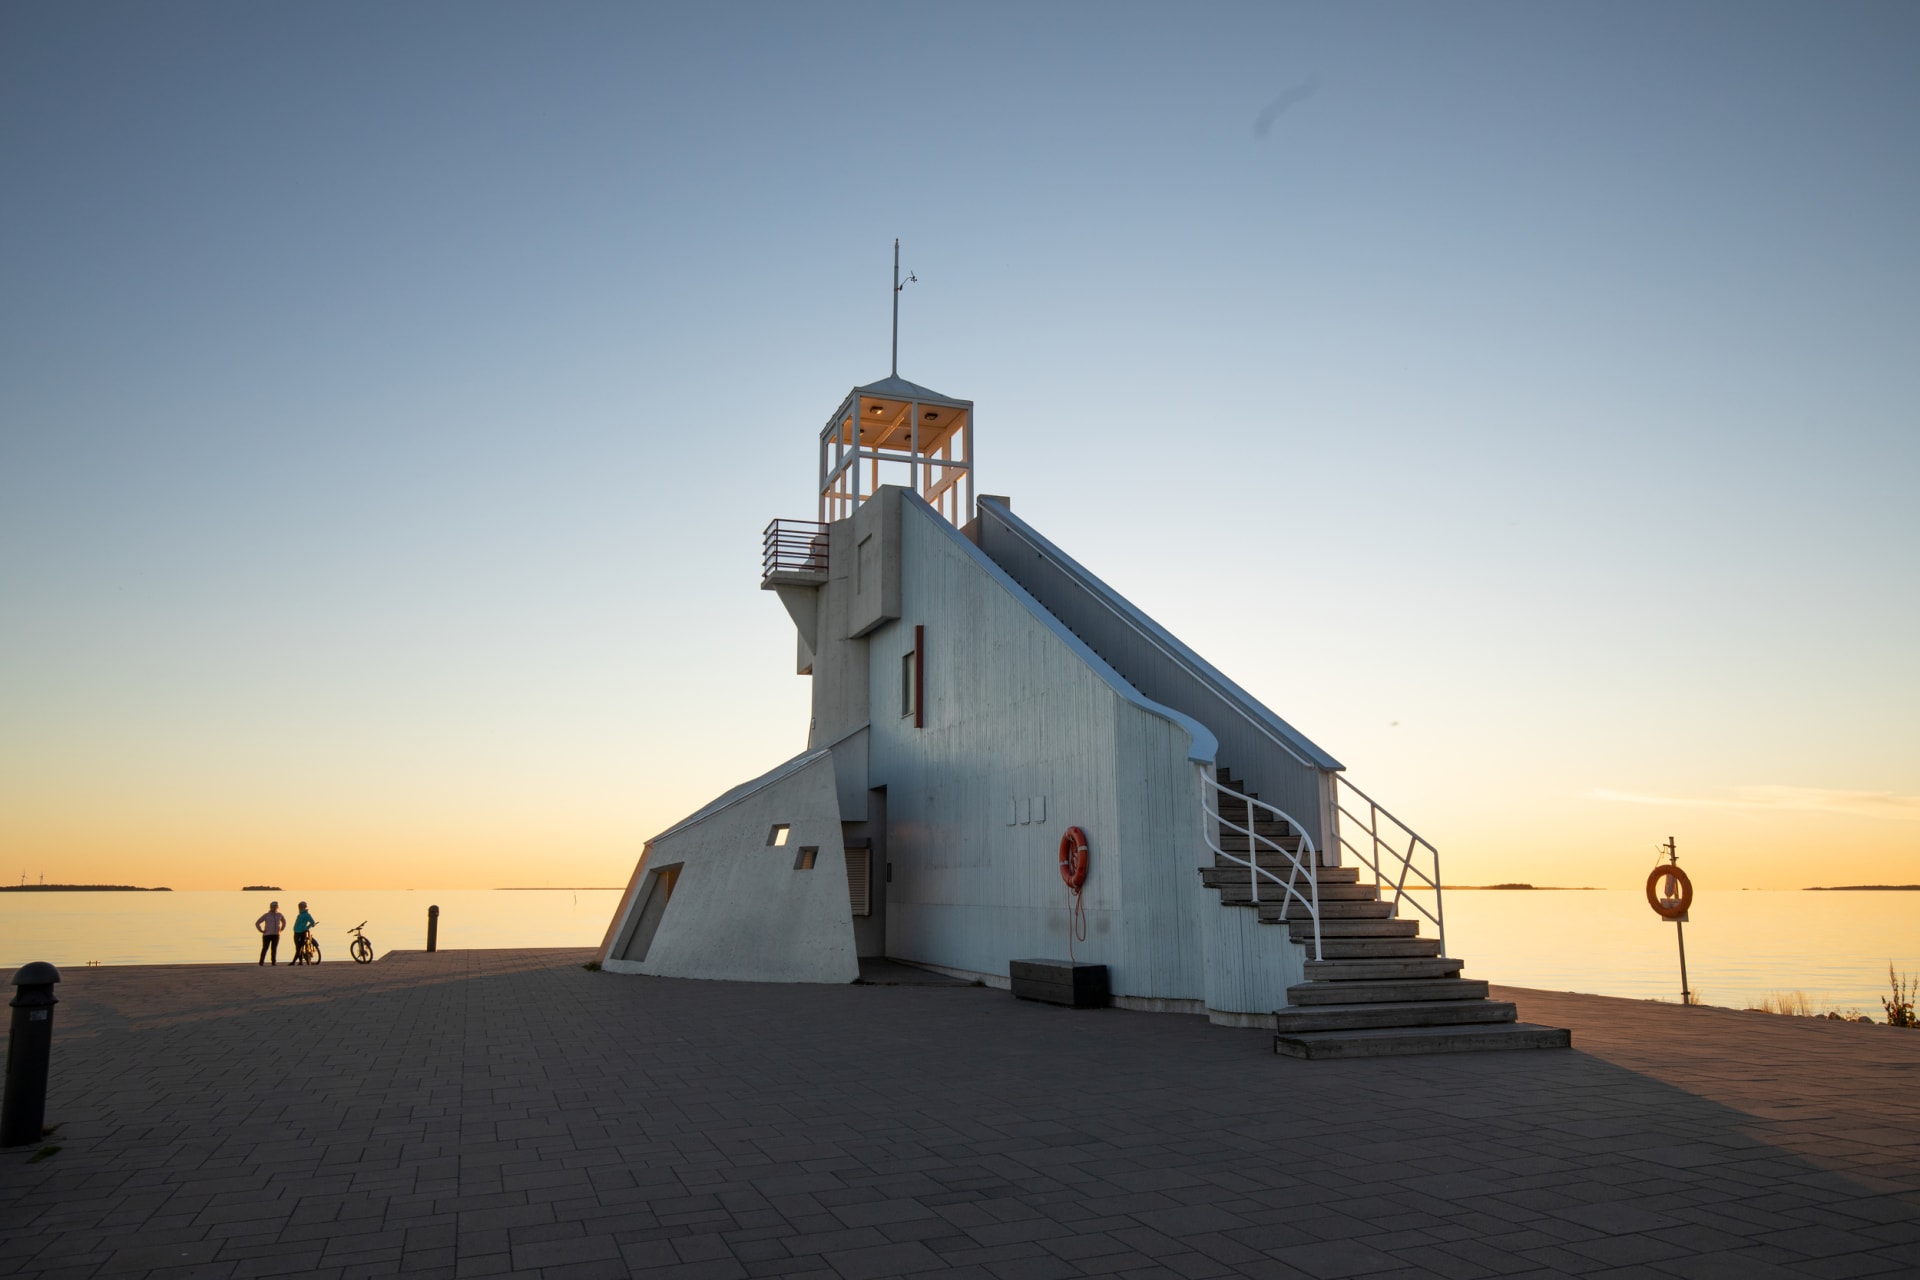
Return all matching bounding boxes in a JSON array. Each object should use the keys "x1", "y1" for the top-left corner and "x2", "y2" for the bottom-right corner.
[{"x1": 599, "y1": 359, "x2": 1566, "y2": 1057}]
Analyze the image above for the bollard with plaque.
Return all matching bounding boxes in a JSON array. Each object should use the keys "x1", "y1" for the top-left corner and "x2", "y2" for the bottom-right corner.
[{"x1": 3, "y1": 962, "x2": 61, "y2": 1146}]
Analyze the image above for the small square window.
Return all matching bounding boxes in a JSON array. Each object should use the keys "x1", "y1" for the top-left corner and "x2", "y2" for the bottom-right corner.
[
  {"x1": 768, "y1": 824, "x2": 790, "y2": 847},
  {"x1": 793, "y1": 846, "x2": 818, "y2": 871}
]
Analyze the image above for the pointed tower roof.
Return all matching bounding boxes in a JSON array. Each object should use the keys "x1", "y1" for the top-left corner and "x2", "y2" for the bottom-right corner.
[
  {"x1": 850, "y1": 373, "x2": 970, "y2": 408},
  {"x1": 819, "y1": 374, "x2": 975, "y2": 526}
]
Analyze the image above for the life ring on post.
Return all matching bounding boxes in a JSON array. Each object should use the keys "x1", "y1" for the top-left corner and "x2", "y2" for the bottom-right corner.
[
  {"x1": 1058, "y1": 827, "x2": 1090, "y2": 892},
  {"x1": 1646, "y1": 864, "x2": 1693, "y2": 920}
]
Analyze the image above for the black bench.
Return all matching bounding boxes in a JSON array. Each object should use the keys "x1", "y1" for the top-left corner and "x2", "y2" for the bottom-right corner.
[{"x1": 1009, "y1": 959, "x2": 1109, "y2": 1009}]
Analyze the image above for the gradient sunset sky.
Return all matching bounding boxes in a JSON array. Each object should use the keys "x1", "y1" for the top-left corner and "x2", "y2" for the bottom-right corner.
[{"x1": 3, "y1": 3, "x2": 1915, "y2": 892}]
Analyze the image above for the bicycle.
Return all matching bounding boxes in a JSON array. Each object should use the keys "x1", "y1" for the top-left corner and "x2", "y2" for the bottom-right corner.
[
  {"x1": 294, "y1": 929, "x2": 322, "y2": 965},
  {"x1": 348, "y1": 921, "x2": 374, "y2": 965}
]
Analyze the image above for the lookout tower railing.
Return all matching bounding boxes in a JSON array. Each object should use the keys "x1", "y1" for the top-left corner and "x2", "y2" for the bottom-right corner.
[{"x1": 762, "y1": 519, "x2": 829, "y2": 582}]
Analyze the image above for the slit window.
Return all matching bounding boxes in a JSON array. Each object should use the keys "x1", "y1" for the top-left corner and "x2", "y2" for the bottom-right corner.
[
  {"x1": 902, "y1": 624, "x2": 925, "y2": 727},
  {"x1": 793, "y1": 846, "x2": 818, "y2": 871},
  {"x1": 768, "y1": 824, "x2": 791, "y2": 847}
]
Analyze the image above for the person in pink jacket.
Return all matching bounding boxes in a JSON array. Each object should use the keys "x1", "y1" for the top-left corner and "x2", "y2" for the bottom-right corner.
[{"x1": 255, "y1": 901, "x2": 287, "y2": 965}]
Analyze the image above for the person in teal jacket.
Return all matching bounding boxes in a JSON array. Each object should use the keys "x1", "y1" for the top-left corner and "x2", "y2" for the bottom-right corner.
[{"x1": 291, "y1": 902, "x2": 318, "y2": 964}]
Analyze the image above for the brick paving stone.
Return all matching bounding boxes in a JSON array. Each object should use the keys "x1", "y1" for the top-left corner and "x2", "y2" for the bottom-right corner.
[{"x1": 3, "y1": 954, "x2": 1918, "y2": 1279}]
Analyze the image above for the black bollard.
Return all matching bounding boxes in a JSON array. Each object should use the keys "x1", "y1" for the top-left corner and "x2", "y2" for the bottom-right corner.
[
  {"x1": 426, "y1": 904, "x2": 439, "y2": 953},
  {"x1": 3, "y1": 962, "x2": 60, "y2": 1147}
]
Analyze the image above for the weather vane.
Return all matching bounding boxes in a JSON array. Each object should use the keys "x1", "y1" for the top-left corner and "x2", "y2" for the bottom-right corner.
[{"x1": 892, "y1": 237, "x2": 915, "y2": 377}]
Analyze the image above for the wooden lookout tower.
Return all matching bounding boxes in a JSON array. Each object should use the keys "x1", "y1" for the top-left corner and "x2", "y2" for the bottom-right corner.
[{"x1": 818, "y1": 375, "x2": 974, "y2": 524}]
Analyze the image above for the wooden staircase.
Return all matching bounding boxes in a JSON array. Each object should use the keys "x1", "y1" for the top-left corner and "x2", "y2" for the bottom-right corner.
[{"x1": 1205, "y1": 767, "x2": 1570, "y2": 1059}]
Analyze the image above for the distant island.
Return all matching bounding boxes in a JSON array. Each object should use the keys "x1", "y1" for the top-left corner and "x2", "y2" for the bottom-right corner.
[
  {"x1": 1804, "y1": 884, "x2": 1920, "y2": 891},
  {"x1": 0, "y1": 884, "x2": 172, "y2": 892},
  {"x1": 243, "y1": 885, "x2": 283, "y2": 891}
]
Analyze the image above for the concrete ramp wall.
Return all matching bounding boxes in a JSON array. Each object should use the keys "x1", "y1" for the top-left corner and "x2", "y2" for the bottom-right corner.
[{"x1": 600, "y1": 751, "x2": 859, "y2": 984}]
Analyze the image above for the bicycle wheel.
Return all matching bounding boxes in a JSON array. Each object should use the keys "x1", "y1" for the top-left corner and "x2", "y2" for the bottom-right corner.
[
  {"x1": 351, "y1": 937, "x2": 373, "y2": 964},
  {"x1": 309, "y1": 939, "x2": 322, "y2": 964}
]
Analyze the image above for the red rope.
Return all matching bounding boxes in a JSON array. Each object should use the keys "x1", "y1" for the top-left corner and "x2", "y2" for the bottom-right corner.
[{"x1": 1067, "y1": 887, "x2": 1087, "y2": 961}]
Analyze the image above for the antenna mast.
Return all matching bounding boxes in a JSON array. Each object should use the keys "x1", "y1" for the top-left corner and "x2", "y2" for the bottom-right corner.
[{"x1": 890, "y1": 238, "x2": 915, "y2": 377}]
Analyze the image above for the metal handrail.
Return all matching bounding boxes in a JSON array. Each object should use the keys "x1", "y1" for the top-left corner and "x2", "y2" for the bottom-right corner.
[
  {"x1": 1334, "y1": 774, "x2": 1445, "y2": 957},
  {"x1": 762, "y1": 518, "x2": 829, "y2": 579},
  {"x1": 1200, "y1": 767, "x2": 1321, "y2": 961}
]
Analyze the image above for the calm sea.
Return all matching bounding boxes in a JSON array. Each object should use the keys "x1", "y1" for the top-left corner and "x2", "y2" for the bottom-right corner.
[
  {"x1": 0, "y1": 889, "x2": 626, "y2": 972},
  {"x1": 1, "y1": 887, "x2": 1912, "y2": 1014}
]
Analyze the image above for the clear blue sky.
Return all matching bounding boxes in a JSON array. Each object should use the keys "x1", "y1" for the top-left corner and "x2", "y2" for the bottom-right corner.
[{"x1": 3, "y1": 2, "x2": 1916, "y2": 889}]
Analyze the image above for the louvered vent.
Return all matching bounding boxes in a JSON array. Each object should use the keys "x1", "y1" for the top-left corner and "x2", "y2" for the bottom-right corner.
[{"x1": 844, "y1": 847, "x2": 871, "y2": 917}]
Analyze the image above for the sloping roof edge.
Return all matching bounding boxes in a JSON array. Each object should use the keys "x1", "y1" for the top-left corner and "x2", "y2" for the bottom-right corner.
[
  {"x1": 647, "y1": 747, "x2": 834, "y2": 846},
  {"x1": 976, "y1": 497, "x2": 1344, "y2": 773},
  {"x1": 901, "y1": 491, "x2": 1218, "y2": 766}
]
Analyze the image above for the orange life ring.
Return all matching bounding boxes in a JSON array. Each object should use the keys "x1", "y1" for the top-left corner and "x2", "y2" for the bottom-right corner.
[
  {"x1": 1058, "y1": 827, "x2": 1089, "y2": 892},
  {"x1": 1646, "y1": 864, "x2": 1692, "y2": 920}
]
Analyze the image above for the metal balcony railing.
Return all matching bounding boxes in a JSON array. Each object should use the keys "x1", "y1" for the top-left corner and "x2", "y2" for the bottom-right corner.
[{"x1": 762, "y1": 518, "x2": 829, "y2": 580}]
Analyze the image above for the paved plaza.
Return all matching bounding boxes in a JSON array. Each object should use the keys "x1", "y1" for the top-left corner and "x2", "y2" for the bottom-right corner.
[{"x1": 3, "y1": 949, "x2": 1917, "y2": 1279}]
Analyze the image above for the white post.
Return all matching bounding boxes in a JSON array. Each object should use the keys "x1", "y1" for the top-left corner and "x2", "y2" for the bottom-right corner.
[
  {"x1": 1319, "y1": 770, "x2": 1339, "y2": 870},
  {"x1": 852, "y1": 402, "x2": 862, "y2": 509},
  {"x1": 964, "y1": 406, "x2": 975, "y2": 520}
]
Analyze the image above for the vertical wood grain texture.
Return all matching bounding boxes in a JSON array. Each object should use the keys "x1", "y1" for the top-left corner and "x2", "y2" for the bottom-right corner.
[{"x1": 869, "y1": 500, "x2": 1215, "y2": 1001}]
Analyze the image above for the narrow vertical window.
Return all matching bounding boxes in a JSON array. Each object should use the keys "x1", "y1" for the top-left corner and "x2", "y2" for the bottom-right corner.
[
  {"x1": 901, "y1": 650, "x2": 916, "y2": 719},
  {"x1": 845, "y1": 847, "x2": 872, "y2": 916}
]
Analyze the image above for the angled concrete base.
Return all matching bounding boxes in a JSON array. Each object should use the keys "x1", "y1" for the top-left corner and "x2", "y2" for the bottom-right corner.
[{"x1": 1273, "y1": 1021, "x2": 1572, "y2": 1059}]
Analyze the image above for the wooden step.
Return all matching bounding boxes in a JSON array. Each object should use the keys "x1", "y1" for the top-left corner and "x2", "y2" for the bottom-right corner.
[
  {"x1": 1215, "y1": 861, "x2": 1362, "y2": 883},
  {"x1": 1301, "y1": 936, "x2": 1442, "y2": 960},
  {"x1": 1289, "y1": 918, "x2": 1419, "y2": 940},
  {"x1": 1303, "y1": 957, "x2": 1464, "y2": 982},
  {"x1": 1200, "y1": 871, "x2": 1377, "y2": 901},
  {"x1": 1286, "y1": 977, "x2": 1490, "y2": 1006},
  {"x1": 1273, "y1": 1022, "x2": 1572, "y2": 1059},
  {"x1": 1214, "y1": 833, "x2": 1303, "y2": 849},
  {"x1": 1221, "y1": 840, "x2": 1313, "y2": 859},
  {"x1": 1273, "y1": 999, "x2": 1518, "y2": 1033},
  {"x1": 1256, "y1": 898, "x2": 1395, "y2": 921},
  {"x1": 1207, "y1": 854, "x2": 1345, "y2": 878}
]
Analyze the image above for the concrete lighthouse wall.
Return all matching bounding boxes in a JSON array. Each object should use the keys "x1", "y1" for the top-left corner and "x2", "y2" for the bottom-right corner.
[
  {"x1": 857, "y1": 495, "x2": 1240, "y2": 1004},
  {"x1": 603, "y1": 485, "x2": 1318, "y2": 1015}
]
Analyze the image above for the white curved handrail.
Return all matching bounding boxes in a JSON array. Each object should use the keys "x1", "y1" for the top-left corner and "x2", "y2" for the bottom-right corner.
[{"x1": 1201, "y1": 768, "x2": 1322, "y2": 961}]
